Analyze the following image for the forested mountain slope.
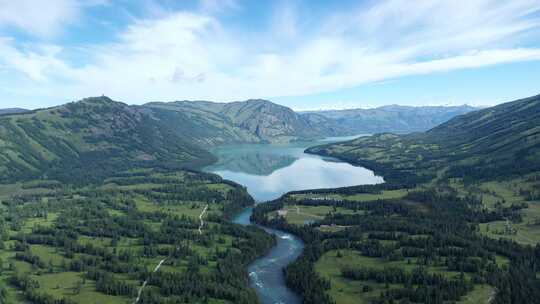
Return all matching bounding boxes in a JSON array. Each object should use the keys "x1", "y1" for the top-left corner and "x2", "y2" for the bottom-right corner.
[
  {"x1": 0, "y1": 96, "x2": 214, "y2": 184},
  {"x1": 0, "y1": 97, "x2": 275, "y2": 303},
  {"x1": 145, "y1": 99, "x2": 329, "y2": 145},
  {"x1": 0, "y1": 95, "x2": 482, "y2": 185},
  {"x1": 308, "y1": 94, "x2": 540, "y2": 182},
  {"x1": 257, "y1": 93, "x2": 540, "y2": 304}
]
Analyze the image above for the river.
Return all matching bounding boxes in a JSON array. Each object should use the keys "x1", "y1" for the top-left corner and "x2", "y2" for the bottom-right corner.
[{"x1": 204, "y1": 136, "x2": 383, "y2": 304}]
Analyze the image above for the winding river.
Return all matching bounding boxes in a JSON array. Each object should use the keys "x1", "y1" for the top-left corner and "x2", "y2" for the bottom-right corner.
[{"x1": 204, "y1": 136, "x2": 383, "y2": 304}]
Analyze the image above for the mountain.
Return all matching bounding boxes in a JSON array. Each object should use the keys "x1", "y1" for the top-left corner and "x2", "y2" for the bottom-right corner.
[
  {"x1": 0, "y1": 108, "x2": 30, "y2": 115},
  {"x1": 0, "y1": 96, "x2": 483, "y2": 184},
  {"x1": 0, "y1": 97, "x2": 338, "y2": 184},
  {"x1": 145, "y1": 99, "x2": 324, "y2": 145},
  {"x1": 307, "y1": 94, "x2": 540, "y2": 182},
  {"x1": 145, "y1": 100, "x2": 478, "y2": 145},
  {"x1": 0, "y1": 96, "x2": 214, "y2": 184},
  {"x1": 300, "y1": 104, "x2": 477, "y2": 134},
  {"x1": 255, "y1": 95, "x2": 540, "y2": 304},
  {"x1": 0, "y1": 97, "x2": 274, "y2": 304}
]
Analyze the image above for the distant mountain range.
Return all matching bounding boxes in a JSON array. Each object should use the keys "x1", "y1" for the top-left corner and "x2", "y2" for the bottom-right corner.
[
  {"x1": 0, "y1": 96, "x2": 479, "y2": 184},
  {"x1": 301, "y1": 104, "x2": 477, "y2": 134},
  {"x1": 0, "y1": 108, "x2": 30, "y2": 115},
  {"x1": 307, "y1": 94, "x2": 540, "y2": 182},
  {"x1": 145, "y1": 100, "x2": 478, "y2": 144}
]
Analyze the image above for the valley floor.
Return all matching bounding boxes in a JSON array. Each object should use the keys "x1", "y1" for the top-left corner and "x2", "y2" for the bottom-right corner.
[
  {"x1": 0, "y1": 169, "x2": 274, "y2": 304},
  {"x1": 253, "y1": 171, "x2": 540, "y2": 304}
]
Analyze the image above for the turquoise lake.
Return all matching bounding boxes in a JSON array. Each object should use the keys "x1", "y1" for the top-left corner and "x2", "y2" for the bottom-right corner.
[
  {"x1": 204, "y1": 136, "x2": 383, "y2": 304},
  {"x1": 205, "y1": 137, "x2": 384, "y2": 202}
]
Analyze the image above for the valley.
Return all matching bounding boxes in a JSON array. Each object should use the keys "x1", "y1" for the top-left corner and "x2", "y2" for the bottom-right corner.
[
  {"x1": 0, "y1": 94, "x2": 538, "y2": 304},
  {"x1": 0, "y1": 169, "x2": 274, "y2": 304},
  {"x1": 205, "y1": 137, "x2": 383, "y2": 304},
  {"x1": 251, "y1": 94, "x2": 540, "y2": 304},
  {"x1": 1, "y1": 2, "x2": 538, "y2": 303}
]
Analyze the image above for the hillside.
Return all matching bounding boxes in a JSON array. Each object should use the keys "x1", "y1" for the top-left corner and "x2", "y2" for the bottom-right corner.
[
  {"x1": 0, "y1": 97, "x2": 275, "y2": 304},
  {"x1": 145, "y1": 99, "x2": 327, "y2": 145},
  {"x1": 146, "y1": 100, "x2": 476, "y2": 145},
  {"x1": 0, "y1": 96, "x2": 214, "y2": 184},
  {"x1": 256, "y1": 94, "x2": 540, "y2": 304},
  {"x1": 307, "y1": 94, "x2": 540, "y2": 182},
  {"x1": 301, "y1": 104, "x2": 477, "y2": 134},
  {"x1": 0, "y1": 108, "x2": 30, "y2": 115},
  {"x1": 0, "y1": 152, "x2": 273, "y2": 304}
]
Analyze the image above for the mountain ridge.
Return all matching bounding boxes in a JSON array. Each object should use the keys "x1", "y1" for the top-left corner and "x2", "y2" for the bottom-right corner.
[
  {"x1": 307, "y1": 93, "x2": 540, "y2": 182},
  {"x1": 0, "y1": 96, "x2": 214, "y2": 184},
  {"x1": 145, "y1": 98, "x2": 324, "y2": 145},
  {"x1": 0, "y1": 108, "x2": 30, "y2": 115},
  {"x1": 0, "y1": 95, "x2": 483, "y2": 184},
  {"x1": 145, "y1": 99, "x2": 479, "y2": 143},
  {"x1": 301, "y1": 104, "x2": 478, "y2": 134}
]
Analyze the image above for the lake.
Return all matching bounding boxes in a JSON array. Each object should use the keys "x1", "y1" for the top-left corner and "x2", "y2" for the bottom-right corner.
[
  {"x1": 205, "y1": 138, "x2": 384, "y2": 202},
  {"x1": 204, "y1": 136, "x2": 383, "y2": 304}
]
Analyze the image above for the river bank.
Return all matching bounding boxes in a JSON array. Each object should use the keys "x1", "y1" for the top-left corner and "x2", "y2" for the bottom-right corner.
[{"x1": 233, "y1": 207, "x2": 304, "y2": 304}]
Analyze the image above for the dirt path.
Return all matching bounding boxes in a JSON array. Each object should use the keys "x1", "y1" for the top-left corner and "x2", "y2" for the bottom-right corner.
[
  {"x1": 134, "y1": 205, "x2": 208, "y2": 303},
  {"x1": 487, "y1": 287, "x2": 497, "y2": 303},
  {"x1": 133, "y1": 258, "x2": 166, "y2": 304},
  {"x1": 198, "y1": 204, "x2": 209, "y2": 235}
]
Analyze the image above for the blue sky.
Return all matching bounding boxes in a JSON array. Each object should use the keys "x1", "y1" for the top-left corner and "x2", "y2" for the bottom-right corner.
[{"x1": 0, "y1": 0, "x2": 539, "y2": 110}]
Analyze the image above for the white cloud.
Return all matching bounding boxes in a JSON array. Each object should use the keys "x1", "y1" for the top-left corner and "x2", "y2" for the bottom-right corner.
[
  {"x1": 0, "y1": 0, "x2": 103, "y2": 37},
  {"x1": 0, "y1": 38, "x2": 71, "y2": 81},
  {"x1": 0, "y1": 0, "x2": 109, "y2": 39},
  {"x1": 0, "y1": 0, "x2": 540, "y2": 107}
]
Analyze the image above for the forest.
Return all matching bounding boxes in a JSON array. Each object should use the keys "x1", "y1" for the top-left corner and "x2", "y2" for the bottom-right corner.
[
  {"x1": 253, "y1": 178, "x2": 540, "y2": 304},
  {"x1": 0, "y1": 169, "x2": 274, "y2": 303}
]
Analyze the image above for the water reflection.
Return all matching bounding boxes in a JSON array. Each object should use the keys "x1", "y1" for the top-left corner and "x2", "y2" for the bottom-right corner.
[
  {"x1": 206, "y1": 137, "x2": 383, "y2": 202},
  {"x1": 210, "y1": 151, "x2": 296, "y2": 176}
]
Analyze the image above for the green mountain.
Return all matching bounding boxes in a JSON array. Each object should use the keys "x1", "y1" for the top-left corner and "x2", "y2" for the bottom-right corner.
[
  {"x1": 0, "y1": 97, "x2": 275, "y2": 304},
  {"x1": 146, "y1": 100, "x2": 477, "y2": 144},
  {"x1": 145, "y1": 99, "x2": 325, "y2": 145},
  {"x1": 0, "y1": 93, "x2": 538, "y2": 304},
  {"x1": 0, "y1": 96, "x2": 214, "y2": 184},
  {"x1": 301, "y1": 104, "x2": 477, "y2": 134},
  {"x1": 0, "y1": 96, "x2": 482, "y2": 185},
  {"x1": 307, "y1": 94, "x2": 540, "y2": 182},
  {"x1": 0, "y1": 96, "x2": 340, "y2": 185},
  {"x1": 257, "y1": 94, "x2": 540, "y2": 304}
]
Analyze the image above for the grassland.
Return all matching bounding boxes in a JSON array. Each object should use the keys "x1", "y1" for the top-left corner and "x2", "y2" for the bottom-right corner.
[
  {"x1": 446, "y1": 175, "x2": 540, "y2": 246},
  {"x1": 290, "y1": 189, "x2": 408, "y2": 203},
  {"x1": 269, "y1": 204, "x2": 361, "y2": 225},
  {"x1": 315, "y1": 250, "x2": 493, "y2": 304},
  {"x1": 0, "y1": 170, "x2": 273, "y2": 303},
  {"x1": 255, "y1": 168, "x2": 536, "y2": 303}
]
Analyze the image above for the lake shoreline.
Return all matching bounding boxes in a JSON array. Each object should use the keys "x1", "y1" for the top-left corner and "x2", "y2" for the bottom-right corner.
[{"x1": 204, "y1": 135, "x2": 380, "y2": 304}]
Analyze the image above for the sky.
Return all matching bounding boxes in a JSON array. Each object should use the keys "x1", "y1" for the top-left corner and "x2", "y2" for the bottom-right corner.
[{"x1": 0, "y1": 0, "x2": 539, "y2": 110}]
